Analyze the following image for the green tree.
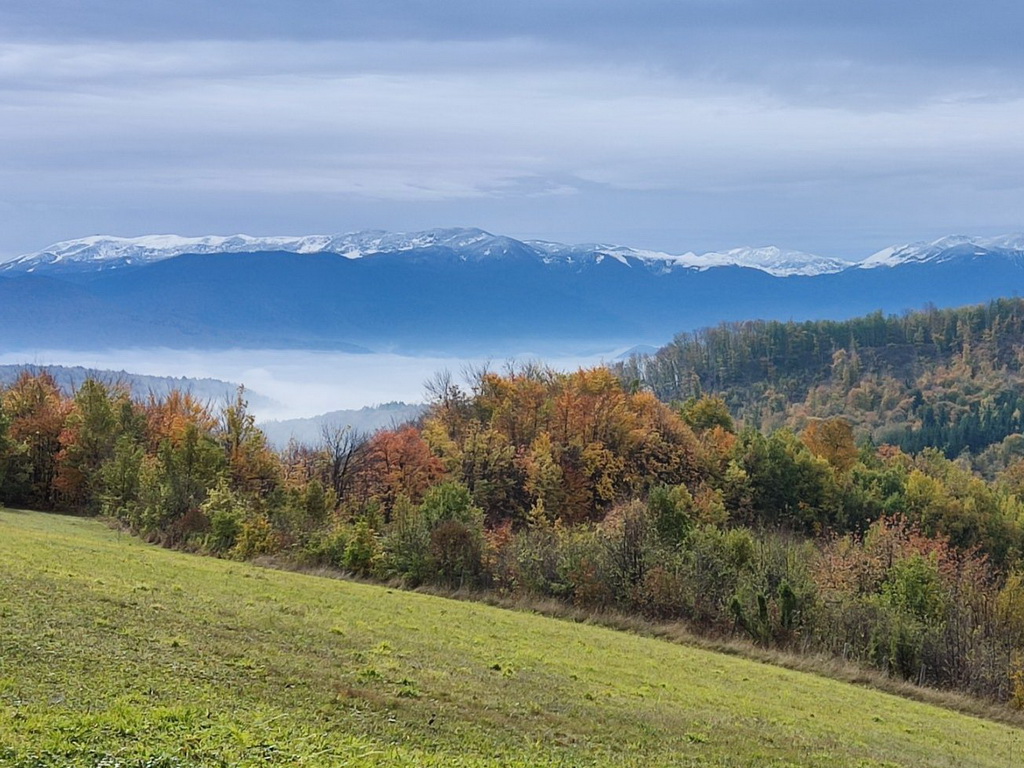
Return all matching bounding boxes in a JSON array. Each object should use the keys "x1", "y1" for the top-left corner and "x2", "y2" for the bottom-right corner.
[
  {"x1": 679, "y1": 395, "x2": 735, "y2": 433},
  {"x1": 55, "y1": 379, "x2": 125, "y2": 512},
  {"x1": 140, "y1": 422, "x2": 225, "y2": 537},
  {"x1": 647, "y1": 483, "x2": 693, "y2": 546},
  {"x1": 201, "y1": 479, "x2": 247, "y2": 554},
  {"x1": 99, "y1": 434, "x2": 145, "y2": 523},
  {"x1": 420, "y1": 480, "x2": 484, "y2": 531},
  {"x1": 732, "y1": 428, "x2": 837, "y2": 531}
]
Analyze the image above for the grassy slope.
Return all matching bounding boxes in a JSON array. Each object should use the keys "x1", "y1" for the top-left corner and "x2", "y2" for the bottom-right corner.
[{"x1": 1, "y1": 509, "x2": 1021, "y2": 767}]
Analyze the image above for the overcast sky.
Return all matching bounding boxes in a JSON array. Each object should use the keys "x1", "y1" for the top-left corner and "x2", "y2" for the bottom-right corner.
[{"x1": 2, "y1": 1, "x2": 1023, "y2": 259}]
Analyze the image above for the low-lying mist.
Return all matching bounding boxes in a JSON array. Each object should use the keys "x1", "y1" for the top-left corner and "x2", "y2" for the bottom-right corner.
[{"x1": 0, "y1": 347, "x2": 632, "y2": 422}]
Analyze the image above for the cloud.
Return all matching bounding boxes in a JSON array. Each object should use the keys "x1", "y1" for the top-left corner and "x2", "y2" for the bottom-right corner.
[
  {"x1": 1, "y1": 2, "x2": 1022, "y2": 257},
  {"x1": 5, "y1": 41, "x2": 1021, "y2": 190}
]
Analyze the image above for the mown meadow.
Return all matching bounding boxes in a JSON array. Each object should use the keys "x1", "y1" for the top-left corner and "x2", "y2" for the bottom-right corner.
[{"x1": 1, "y1": 507, "x2": 1022, "y2": 767}]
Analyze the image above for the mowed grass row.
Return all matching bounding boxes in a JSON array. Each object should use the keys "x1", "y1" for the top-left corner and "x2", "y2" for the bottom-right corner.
[{"x1": 1, "y1": 508, "x2": 1021, "y2": 767}]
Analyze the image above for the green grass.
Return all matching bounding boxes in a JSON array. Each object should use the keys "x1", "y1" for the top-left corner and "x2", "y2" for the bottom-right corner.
[{"x1": 1, "y1": 508, "x2": 1021, "y2": 767}]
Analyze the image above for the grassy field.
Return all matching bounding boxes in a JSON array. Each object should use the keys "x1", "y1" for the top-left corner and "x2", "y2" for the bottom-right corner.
[{"x1": 1, "y1": 508, "x2": 1021, "y2": 767}]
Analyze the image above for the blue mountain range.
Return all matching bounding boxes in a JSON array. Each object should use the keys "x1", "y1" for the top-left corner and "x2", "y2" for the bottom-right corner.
[{"x1": 2, "y1": 228, "x2": 1022, "y2": 352}]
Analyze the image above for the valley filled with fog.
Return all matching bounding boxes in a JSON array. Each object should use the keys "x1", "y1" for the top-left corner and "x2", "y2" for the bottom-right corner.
[{"x1": 0, "y1": 346, "x2": 634, "y2": 422}]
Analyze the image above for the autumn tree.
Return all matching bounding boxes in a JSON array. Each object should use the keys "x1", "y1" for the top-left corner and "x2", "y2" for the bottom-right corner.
[
  {"x1": 145, "y1": 389, "x2": 218, "y2": 451},
  {"x1": 0, "y1": 397, "x2": 12, "y2": 501},
  {"x1": 802, "y1": 417, "x2": 858, "y2": 472},
  {"x1": 1, "y1": 372, "x2": 70, "y2": 508},
  {"x1": 679, "y1": 395, "x2": 734, "y2": 433},
  {"x1": 218, "y1": 387, "x2": 280, "y2": 496},
  {"x1": 358, "y1": 427, "x2": 445, "y2": 514},
  {"x1": 54, "y1": 379, "x2": 139, "y2": 512}
]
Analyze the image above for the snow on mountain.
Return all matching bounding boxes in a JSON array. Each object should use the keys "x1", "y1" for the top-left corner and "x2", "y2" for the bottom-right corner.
[
  {"x1": 0, "y1": 233, "x2": 337, "y2": 272},
  {"x1": 985, "y1": 234, "x2": 1024, "y2": 251},
  {"x1": 692, "y1": 246, "x2": 853, "y2": 277},
  {"x1": 526, "y1": 242, "x2": 846, "y2": 277},
  {"x1": 526, "y1": 241, "x2": 697, "y2": 270},
  {"x1": 0, "y1": 228, "x2": 535, "y2": 273},
  {"x1": 5, "y1": 228, "x2": 1022, "y2": 278},
  {"x1": 3, "y1": 229, "x2": 843, "y2": 277},
  {"x1": 859, "y1": 234, "x2": 1024, "y2": 269}
]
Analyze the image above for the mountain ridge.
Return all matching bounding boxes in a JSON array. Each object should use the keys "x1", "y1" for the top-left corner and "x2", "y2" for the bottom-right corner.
[
  {"x1": 4, "y1": 227, "x2": 1024, "y2": 353},
  {"x1": 16, "y1": 227, "x2": 1022, "y2": 278}
]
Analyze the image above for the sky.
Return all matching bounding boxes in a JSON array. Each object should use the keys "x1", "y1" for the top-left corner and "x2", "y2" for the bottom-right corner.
[{"x1": 2, "y1": 0, "x2": 1024, "y2": 260}]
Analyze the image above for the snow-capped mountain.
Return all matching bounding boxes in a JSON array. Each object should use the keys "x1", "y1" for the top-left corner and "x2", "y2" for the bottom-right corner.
[
  {"x1": 859, "y1": 234, "x2": 1024, "y2": 269},
  {"x1": 527, "y1": 242, "x2": 851, "y2": 277},
  {"x1": 4, "y1": 227, "x2": 1023, "y2": 282},
  {"x1": 0, "y1": 228, "x2": 851, "y2": 278},
  {"x1": 3, "y1": 227, "x2": 1024, "y2": 353},
  {"x1": 693, "y1": 246, "x2": 853, "y2": 277},
  {"x1": 0, "y1": 228, "x2": 518, "y2": 273}
]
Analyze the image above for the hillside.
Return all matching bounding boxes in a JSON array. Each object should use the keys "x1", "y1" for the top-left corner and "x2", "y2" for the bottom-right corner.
[
  {"x1": 258, "y1": 402, "x2": 426, "y2": 448},
  {"x1": 622, "y1": 299, "x2": 1024, "y2": 466},
  {"x1": 2, "y1": 508, "x2": 1021, "y2": 767}
]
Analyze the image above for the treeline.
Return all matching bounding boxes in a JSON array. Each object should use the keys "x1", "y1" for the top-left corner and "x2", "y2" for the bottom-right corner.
[
  {"x1": 621, "y1": 298, "x2": 1024, "y2": 465},
  {"x1": 2, "y1": 368, "x2": 1024, "y2": 706}
]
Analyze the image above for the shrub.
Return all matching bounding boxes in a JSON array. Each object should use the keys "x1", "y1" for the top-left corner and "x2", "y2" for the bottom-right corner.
[
  {"x1": 299, "y1": 528, "x2": 350, "y2": 568},
  {"x1": 233, "y1": 514, "x2": 279, "y2": 559},
  {"x1": 636, "y1": 557, "x2": 688, "y2": 619},
  {"x1": 1011, "y1": 652, "x2": 1024, "y2": 710},
  {"x1": 647, "y1": 484, "x2": 693, "y2": 546},
  {"x1": 602, "y1": 501, "x2": 656, "y2": 605},
  {"x1": 201, "y1": 481, "x2": 246, "y2": 554},
  {"x1": 343, "y1": 519, "x2": 379, "y2": 576},
  {"x1": 557, "y1": 526, "x2": 613, "y2": 609},
  {"x1": 378, "y1": 494, "x2": 431, "y2": 585},
  {"x1": 429, "y1": 519, "x2": 482, "y2": 588}
]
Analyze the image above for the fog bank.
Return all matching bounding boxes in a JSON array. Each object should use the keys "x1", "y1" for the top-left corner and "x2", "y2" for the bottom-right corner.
[{"x1": 0, "y1": 347, "x2": 630, "y2": 421}]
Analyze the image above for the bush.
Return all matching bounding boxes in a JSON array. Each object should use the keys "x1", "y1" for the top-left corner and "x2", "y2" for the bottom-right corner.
[
  {"x1": 201, "y1": 481, "x2": 246, "y2": 554},
  {"x1": 429, "y1": 519, "x2": 482, "y2": 588},
  {"x1": 557, "y1": 526, "x2": 613, "y2": 609},
  {"x1": 233, "y1": 514, "x2": 279, "y2": 559},
  {"x1": 343, "y1": 519, "x2": 379, "y2": 576},
  {"x1": 299, "y1": 528, "x2": 350, "y2": 568},
  {"x1": 511, "y1": 524, "x2": 567, "y2": 598},
  {"x1": 1011, "y1": 652, "x2": 1024, "y2": 710},
  {"x1": 648, "y1": 484, "x2": 693, "y2": 546},
  {"x1": 636, "y1": 555, "x2": 688, "y2": 619},
  {"x1": 379, "y1": 482, "x2": 486, "y2": 587},
  {"x1": 602, "y1": 501, "x2": 656, "y2": 605},
  {"x1": 378, "y1": 495, "x2": 432, "y2": 586}
]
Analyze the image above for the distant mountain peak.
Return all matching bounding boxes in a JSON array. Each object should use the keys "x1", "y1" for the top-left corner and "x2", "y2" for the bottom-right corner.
[
  {"x1": 691, "y1": 246, "x2": 854, "y2": 277},
  {"x1": 859, "y1": 233, "x2": 1024, "y2": 269}
]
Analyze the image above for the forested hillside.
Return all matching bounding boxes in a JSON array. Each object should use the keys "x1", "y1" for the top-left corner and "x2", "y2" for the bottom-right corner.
[
  {"x1": 622, "y1": 298, "x2": 1024, "y2": 469},
  {"x1": 3, "y1": 360, "x2": 1024, "y2": 709}
]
